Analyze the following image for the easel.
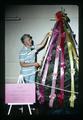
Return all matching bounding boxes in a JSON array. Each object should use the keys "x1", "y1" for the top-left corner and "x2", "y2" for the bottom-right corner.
[{"x1": 7, "y1": 74, "x2": 34, "y2": 115}]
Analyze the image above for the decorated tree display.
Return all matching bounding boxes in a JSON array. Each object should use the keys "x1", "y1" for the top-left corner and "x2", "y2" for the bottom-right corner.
[{"x1": 36, "y1": 8, "x2": 79, "y2": 114}]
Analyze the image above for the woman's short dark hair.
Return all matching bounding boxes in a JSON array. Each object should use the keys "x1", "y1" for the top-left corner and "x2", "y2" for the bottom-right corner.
[{"x1": 20, "y1": 34, "x2": 32, "y2": 44}]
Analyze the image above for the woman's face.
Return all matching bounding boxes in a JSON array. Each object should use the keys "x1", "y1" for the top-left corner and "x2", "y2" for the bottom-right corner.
[{"x1": 23, "y1": 37, "x2": 32, "y2": 47}]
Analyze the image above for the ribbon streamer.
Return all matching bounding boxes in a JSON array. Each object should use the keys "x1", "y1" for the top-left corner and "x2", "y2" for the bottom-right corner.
[
  {"x1": 49, "y1": 18, "x2": 65, "y2": 107},
  {"x1": 65, "y1": 29, "x2": 76, "y2": 108},
  {"x1": 38, "y1": 30, "x2": 59, "y2": 104},
  {"x1": 57, "y1": 32, "x2": 66, "y2": 106},
  {"x1": 66, "y1": 29, "x2": 79, "y2": 71},
  {"x1": 49, "y1": 32, "x2": 62, "y2": 107},
  {"x1": 40, "y1": 29, "x2": 59, "y2": 76}
]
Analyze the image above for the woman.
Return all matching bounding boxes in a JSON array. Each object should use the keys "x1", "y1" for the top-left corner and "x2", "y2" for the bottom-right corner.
[{"x1": 19, "y1": 33, "x2": 51, "y2": 83}]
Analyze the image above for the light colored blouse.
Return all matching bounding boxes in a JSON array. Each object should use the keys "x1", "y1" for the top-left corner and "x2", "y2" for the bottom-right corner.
[{"x1": 19, "y1": 45, "x2": 37, "y2": 77}]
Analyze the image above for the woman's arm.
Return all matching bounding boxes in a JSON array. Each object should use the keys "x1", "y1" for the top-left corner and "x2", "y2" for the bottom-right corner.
[
  {"x1": 20, "y1": 62, "x2": 40, "y2": 68},
  {"x1": 36, "y1": 32, "x2": 52, "y2": 51}
]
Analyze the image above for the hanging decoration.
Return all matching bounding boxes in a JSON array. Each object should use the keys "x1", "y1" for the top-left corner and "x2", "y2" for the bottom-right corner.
[{"x1": 36, "y1": 8, "x2": 79, "y2": 109}]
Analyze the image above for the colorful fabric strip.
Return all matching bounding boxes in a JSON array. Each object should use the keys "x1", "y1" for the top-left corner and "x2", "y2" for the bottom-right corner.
[
  {"x1": 49, "y1": 32, "x2": 62, "y2": 107},
  {"x1": 38, "y1": 31, "x2": 59, "y2": 104},
  {"x1": 57, "y1": 32, "x2": 66, "y2": 106},
  {"x1": 65, "y1": 29, "x2": 76, "y2": 108}
]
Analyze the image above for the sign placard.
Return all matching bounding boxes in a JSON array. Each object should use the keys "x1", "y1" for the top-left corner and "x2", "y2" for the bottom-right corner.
[{"x1": 5, "y1": 84, "x2": 35, "y2": 104}]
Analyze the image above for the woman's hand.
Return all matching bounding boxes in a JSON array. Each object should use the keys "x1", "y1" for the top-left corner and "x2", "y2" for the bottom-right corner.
[
  {"x1": 36, "y1": 31, "x2": 52, "y2": 51},
  {"x1": 47, "y1": 32, "x2": 52, "y2": 36},
  {"x1": 34, "y1": 62, "x2": 40, "y2": 68}
]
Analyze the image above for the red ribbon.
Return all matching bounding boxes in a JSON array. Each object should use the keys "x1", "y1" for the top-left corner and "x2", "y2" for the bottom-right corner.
[
  {"x1": 57, "y1": 32, "x2": 66, "y2": 106},
  {"x1": 49, "y1": 17, "x2": 66, "y2": 107},
  {"x1": 38, "y1": 31, "x2": 59, "y2": 104}
]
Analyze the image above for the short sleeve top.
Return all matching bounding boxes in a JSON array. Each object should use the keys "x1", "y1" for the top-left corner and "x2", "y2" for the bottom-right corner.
[{"x1": 19, "y1": 45, "x2": 37, "y2": 76}]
